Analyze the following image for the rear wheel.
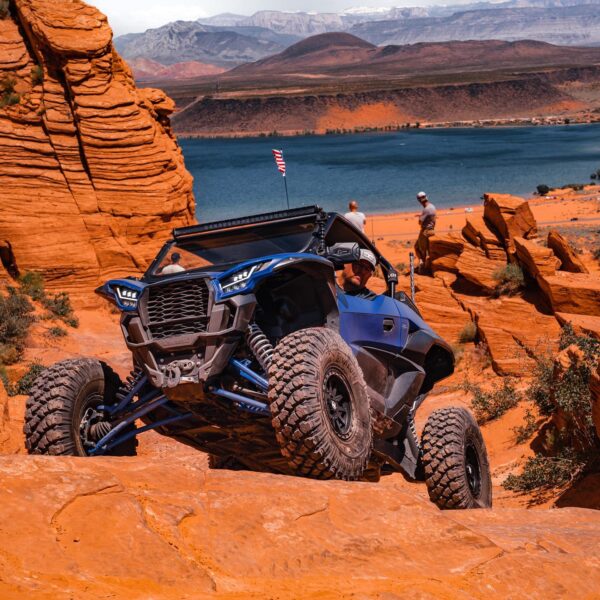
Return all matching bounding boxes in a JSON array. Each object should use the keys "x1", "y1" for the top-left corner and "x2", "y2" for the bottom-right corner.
[
  {"x1": 268, "y1": 327, "x2": 372, "y2": 480},
  {"x1": 24, "y1": 358, "x2": 137, "y2": 456},
  {"x1": 421, "y1": 407, "x2": 492, "y2": 509}
]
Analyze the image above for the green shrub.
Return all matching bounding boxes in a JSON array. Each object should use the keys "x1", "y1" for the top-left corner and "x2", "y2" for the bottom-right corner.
[
  {"x1": 502, "y1": 449, "x2": 590, "y2": 493},
  {"x1": 458, "y1": 321, "x2": 477, "y2": 344},
  {"x1": 0, "y1": 288, "x2": 35, "y2": 364},
  {"x1": 395, "y1": 262, "x2": 407, "y2": 273},
  {"x1": 512, "y1": 408, "x2": 538, "y2": 444},
  {"x1": 8, "y1": 362, "x2": 45, "y2": 396},
  {"x1": 19, "y1": 271, "x2": 45, "y2": 301},
  {"x1": 536, "y1": 184, "x2": 551, "y2": 195},
  {"x1": 0, "y1": 92, "x2": 20, "y2": 108},
  {"x1": 31, "y1": 65, "x2": 43, "y2": 86},
  {"x1": 47, "y1": 326, "x2": 67, "y2": 338},
  {"x1": 464, "y1": 377, "x2": 520, "y2": 423},
  {"x1": 561, "y1": 183, "x2": 585, "y2": 191},
  {"x1": 0, "y1": 0, "x2": 9, "y2": 19},
  {"x1": 492, "y1": 264, "x2": 525, "y2": 297},
  {"x1": 41, "y1": 291, "x2": 77, "y2": 326},
  {"x1": 0, "y1": 74, "x2": 15, "y2": 95}
]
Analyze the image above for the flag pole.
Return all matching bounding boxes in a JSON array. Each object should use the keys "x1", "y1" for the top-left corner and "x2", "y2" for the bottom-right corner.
[{"x1": 283, "y1": 174, "x2": 290, "y2": 209}]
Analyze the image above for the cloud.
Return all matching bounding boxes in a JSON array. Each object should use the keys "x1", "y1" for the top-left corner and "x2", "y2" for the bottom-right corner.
[{"x1": 93, "y1": 0, "x2": 209, "y2": 36}]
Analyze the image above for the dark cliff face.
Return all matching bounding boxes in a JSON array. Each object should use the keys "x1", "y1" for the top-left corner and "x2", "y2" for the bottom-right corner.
[{"x1": 172, "y1": 71, "x2": 595, "y2": 135}]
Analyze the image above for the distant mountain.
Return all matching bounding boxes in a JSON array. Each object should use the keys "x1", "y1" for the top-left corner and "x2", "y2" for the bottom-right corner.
[
  {"x1": 114, "y1": 22, "x2": 293, "y2": 68},
  {"x1": 126, "y1": 57, "x2": 226, "y2": 81},
  {"x1": 116, "y1": 0, "x2": 600, "y2": 71},
  {"x1": 350, "y1": 4, "x2": 600, "y2": 46},
  {"x1": 230, "y1": 35, "x2": 600, "y2": 78}
]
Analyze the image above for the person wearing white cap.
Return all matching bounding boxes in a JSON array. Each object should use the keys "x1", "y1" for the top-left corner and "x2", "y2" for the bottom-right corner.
[
  {"x1": 340, "y1": 248, "x2": 378, "y2": 300},
  {"x1": 415, "y1": 191, "x2": 437, "y2": 273}
]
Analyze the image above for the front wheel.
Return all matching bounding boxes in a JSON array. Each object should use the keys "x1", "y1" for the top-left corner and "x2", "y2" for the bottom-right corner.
[
  {"x1": 421, "y1": 407, "x2": 492, "y2": 509},
  {"x1": 24, "y1": 358, "x2": 137, "y2": 456},
  {"x1": 268, "y1": 327, "x2": 372, "y2": 480}
]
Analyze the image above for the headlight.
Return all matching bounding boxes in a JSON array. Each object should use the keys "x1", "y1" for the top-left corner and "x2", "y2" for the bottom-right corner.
[
  {"x1": 220, "y1": 263, "x2": 263, "y2": 294},
  {"x1": 114, "y1": 285, "x2": 139, "y2": 308}
]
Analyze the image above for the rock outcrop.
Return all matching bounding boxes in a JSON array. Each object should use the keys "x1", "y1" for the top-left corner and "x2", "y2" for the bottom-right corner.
[
  {"x1": 0, "y1": 0, "x2": 194, "y2": 299},
  {"x1": 547, "y1": 230, "x2": 589, "y2": 274},
  {"x1": 538, "y1": 271, "x2": 600, "y2": 316},
  {"x1": 428, "y1": 232, "x2": 464, "y2": 273},
  {"x1": 483, "y1": 193, "x2": 537, "y2": 253},
  {"x1": 513, "y1": 236, "x2": 560, "y2": 279},
  {"x1": 1, "y1": 455, "x2": 600, "y2": 598}
]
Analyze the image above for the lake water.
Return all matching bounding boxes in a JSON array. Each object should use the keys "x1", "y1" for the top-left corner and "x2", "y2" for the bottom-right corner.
[{"x1": 179, "y1": 125, "x2": 600, "y2": 223}]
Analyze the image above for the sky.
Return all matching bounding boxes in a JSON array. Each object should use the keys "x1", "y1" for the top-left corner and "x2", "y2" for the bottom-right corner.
[{"x1": 92, "y1": 0, "x2": 460, "y2": 36}]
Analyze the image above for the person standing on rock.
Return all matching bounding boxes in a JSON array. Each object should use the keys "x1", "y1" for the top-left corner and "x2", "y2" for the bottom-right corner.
[
  {"x1": 414, "y1": 191, "x2": 436, "y2": 273},
  {"x1": 344, "y1": 200, "x2": 366, "y2": 233}
]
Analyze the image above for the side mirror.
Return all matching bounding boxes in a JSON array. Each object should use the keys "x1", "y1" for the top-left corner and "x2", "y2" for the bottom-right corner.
[{"x1": 326, "y1": 242, "x2": 361, "y2": 266}]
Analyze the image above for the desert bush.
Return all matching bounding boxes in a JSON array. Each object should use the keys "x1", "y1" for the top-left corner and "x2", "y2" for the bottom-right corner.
[
  {"x1": 47, "y1": 326, "x2": 67, "y2": 338},
  {"x1": 502, "y1": 449, "x2": 590, "y2": 493},
  {"x1": 31, "y1": 65, "x2": 43, "y2": 86},
  {"x1": 492, "y1": 264, "x2": 525, "y2": 297},
  {"x1": 395, "y1": 262, "x2": 407, "y2": 273},
  {"x1": 0, "y1": 288, "x2": 35, "y2": 364},
  {"x1": 8, "y1": 362, "x2": 45, "y2": 396},
  {"x1": 561, "y1": 183, "x2": 585, "y2": 191},
  {"x1": 536, "y1": 184, "x2": 551, "y2": 195},
  {"x1": 464, "y1": 377, "x2": 520, "y2": 423},
  {"x1": 19, "y1": 271, "x2": 45, "y2": 301},
  {"x1": 512, "y1": 408, "x2": 538, "y2": 444},
  {"x1": 458, "y1": 321, "x2": 477, "y2": 344}
]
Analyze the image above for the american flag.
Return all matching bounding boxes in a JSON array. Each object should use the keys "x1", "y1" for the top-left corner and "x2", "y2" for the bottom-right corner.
[{"x1": 272, "y1": 149, "x2": 286, "y2": 176}]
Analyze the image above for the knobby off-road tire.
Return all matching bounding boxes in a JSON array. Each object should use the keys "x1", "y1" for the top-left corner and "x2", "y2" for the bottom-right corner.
[
  {"x1": 268, "y1": 327, "x2": 372, "y2": 480},
  {"x1": 421, "y1": 407, "x2": 492, "y2": 509},
  {"x1": 24, "y1": 358, "x2": 137, "y2": 456}
]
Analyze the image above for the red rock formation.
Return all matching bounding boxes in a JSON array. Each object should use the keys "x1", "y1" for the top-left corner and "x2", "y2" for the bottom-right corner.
[
  {"x1": 513, "y1": 236, "x2": 560, "y2": 279},
  {"x1": 462, "y1": 215, "x2": 506, "y2": 261},
  {"x1": 0, "y1": 0, "x2": 194, "y2": 299},
  {"x1": 547, "y1": 230, "x2": 589, "y2": 274},
  {"x1": 538, "y1": 271, "x2": 600, "y2": 316},
  {"x1": 1, "y1": 455, "x2": 600, "y2": 598},
  {"x1": 428, "y1": 232, "x2": 464, "y2": 273},
  {"x1": 483, "y1": 193, "x2": 537, "y2": 252},
  {"x1": 454, "y1": 244, "x2": 505, "y2": 294}
]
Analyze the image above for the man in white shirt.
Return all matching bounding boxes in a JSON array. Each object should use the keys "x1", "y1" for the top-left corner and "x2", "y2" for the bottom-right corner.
[
  {"x1": 414, "y1": 191, "x2": 437, "y2": 273},
  {"x1": 344, "y1": 200, "x2": 366, "y2": 232},
  {"x1": 161, "y1": 252, "x2": 186, "y2": 275}
]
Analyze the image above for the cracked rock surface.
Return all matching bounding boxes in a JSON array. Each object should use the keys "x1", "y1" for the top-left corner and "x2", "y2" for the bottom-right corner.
[{"x1": 0, "y1": 454, "x2": 599, "y2": 599}]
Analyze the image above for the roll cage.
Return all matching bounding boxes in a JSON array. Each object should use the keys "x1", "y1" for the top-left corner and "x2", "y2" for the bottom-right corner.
[{"x1": 144, "y1": 205, "x2": 398, "y2": 295}]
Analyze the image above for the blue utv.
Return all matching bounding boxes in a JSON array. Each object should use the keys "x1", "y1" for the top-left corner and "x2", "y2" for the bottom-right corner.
[{"x1": 24, "y1": 206, "x2": 492, "y2": 509}]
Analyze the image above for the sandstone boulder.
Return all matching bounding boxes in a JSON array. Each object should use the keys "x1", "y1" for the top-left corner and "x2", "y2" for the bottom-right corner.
[
  {"x1": 547, "y1": 230, "x2": 589, "y2": 274},
  {"x1": 555, "y1": 313, "x2": 600, "y2": 339},
  {"x1": 462, "y1": 215, "x2": 506, "y2": 261},
  {"x1": 428, "y1": 233, "x2": 464, "y2": 273},
  {"x1": 455, "y1": 244, "x2": 506, "y2": 294},
  {"x1": 0, "y1": 0, "x2": 195, "y2": 300},
  {"x1": 412, "y1": 273, "x2": 471, "y2": 342},
  {"x1": 538, "y1": 272, "x2": 600, "y2": 316},
  {"x1": 513, "y1": 236, "x2": 560, "y2": 279},
  {"x1": 483, "y1": 193, "x2": 537, "y2": 252}
]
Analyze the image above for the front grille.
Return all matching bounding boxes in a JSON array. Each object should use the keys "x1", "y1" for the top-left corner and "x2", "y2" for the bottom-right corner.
[{"x1": 146, "y1": 279, "x2": 210, "y2": 340}]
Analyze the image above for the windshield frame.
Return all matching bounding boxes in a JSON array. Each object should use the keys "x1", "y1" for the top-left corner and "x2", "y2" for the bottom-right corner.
[{"x1": 143, "y1": 213, "x2": 319, "y2": 282}]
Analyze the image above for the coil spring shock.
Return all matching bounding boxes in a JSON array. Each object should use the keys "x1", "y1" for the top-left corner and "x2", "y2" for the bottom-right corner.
[
  {"x1": 246, "y1": 323, "x2": 274, "y2": 373},
  {"x1": 115, "y1": 367, "x2": 144, "y2": 405}
]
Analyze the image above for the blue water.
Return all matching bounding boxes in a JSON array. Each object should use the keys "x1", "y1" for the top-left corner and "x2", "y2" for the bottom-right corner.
[{"x1": 179, "y1": 125, "x2": 600, "y2": 223}]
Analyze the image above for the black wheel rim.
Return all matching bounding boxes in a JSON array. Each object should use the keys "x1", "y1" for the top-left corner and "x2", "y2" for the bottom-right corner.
[
  {"x1": 465, "y1": 441, "x2": 482, "y2": 498},
  {"x1": 323, "y1": 368, "x2": 353, "y2": 439},
  {"x1": 78, "y1": 393, "x2": 111, "y2": 454}
]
